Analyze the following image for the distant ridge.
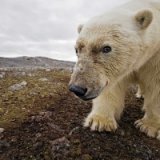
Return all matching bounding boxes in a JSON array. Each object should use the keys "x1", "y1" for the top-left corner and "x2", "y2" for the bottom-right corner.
[{"x1": 0, "y1": 56, "x2": 75, "y2": 70}]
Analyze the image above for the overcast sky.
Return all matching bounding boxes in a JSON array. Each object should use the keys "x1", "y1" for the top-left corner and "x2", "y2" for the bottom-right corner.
[{"x1": 0, "y1": 0, "x2": 129, "y2": 61}]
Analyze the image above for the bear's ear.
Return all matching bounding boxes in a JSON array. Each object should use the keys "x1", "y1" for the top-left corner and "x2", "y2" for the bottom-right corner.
[
  {"x1": 135, "y1": 10, "x2": 153, "y2": 30},
  {"x1": 77, "y1": 24, "x2": 83, "y2": 34}
]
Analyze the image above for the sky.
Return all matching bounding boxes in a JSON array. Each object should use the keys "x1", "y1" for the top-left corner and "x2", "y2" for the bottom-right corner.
[{"x1": 0, "y1": 0, "x2": 129, "y2": 61}]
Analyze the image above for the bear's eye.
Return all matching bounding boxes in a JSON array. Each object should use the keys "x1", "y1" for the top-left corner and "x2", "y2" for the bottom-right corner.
[{"x1": 102, "y1": 46, "x2": 112, "y2": 54}]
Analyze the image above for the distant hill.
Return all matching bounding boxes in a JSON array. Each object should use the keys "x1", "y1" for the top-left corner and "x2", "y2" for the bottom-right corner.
[{"x1": 0, "y1": 57, "x2": 75, "y2": 70}]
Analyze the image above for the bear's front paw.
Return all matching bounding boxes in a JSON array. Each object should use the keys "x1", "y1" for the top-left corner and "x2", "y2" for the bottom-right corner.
[
  {"x1": 84, "y1": 114, "x2": 118, "y2": 132},
  {"x1": 135, "y1": 118, "x2": 160, "y2": 140}
]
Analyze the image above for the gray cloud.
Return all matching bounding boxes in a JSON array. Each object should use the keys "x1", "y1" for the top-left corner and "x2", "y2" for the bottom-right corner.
[{"x1": 0, "y1": 0, "x2": 129, "y2": 61}]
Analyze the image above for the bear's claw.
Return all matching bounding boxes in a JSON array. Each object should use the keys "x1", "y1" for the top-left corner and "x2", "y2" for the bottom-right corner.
[
  {"x1": 84, "y1": 114, "x2": 118, "y2": 132},
  {"x1": 135, "y1": 118, "x2": 160, "y2": 140}
]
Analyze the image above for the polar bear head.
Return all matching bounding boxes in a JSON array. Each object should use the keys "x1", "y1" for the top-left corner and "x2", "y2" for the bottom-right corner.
[{"x1": 69, "y1": 9, "x2": 153, "y2": 101}]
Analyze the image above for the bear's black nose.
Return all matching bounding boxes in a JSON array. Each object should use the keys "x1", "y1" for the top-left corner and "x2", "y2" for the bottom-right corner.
[{"x1": 69, "y1": 85, "x2": 87, "y2": 97}]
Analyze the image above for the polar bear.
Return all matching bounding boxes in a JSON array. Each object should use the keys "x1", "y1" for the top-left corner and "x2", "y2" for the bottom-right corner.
[{"x1": 69, "y1": 0, "x2": 160, "y2": 139}]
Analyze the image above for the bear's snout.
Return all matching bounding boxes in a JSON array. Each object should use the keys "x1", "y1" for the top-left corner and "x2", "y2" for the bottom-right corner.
[{"x1": 69, "y1": 84, "x2": 87, "y2": 97}]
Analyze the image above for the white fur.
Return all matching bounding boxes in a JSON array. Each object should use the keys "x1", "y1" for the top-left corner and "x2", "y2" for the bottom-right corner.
[{"x1": 82, "y1": 0, "x2": 160, "y2": 139}]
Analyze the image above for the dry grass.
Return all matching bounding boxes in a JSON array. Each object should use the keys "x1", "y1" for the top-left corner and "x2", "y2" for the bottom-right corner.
[{"x1": 0, "y1": 69, "x2": 70, "y2": 128}]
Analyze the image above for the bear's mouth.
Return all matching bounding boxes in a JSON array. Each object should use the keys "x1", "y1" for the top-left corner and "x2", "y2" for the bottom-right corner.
[
  {"x1": 79, "y1": 84, "x2": 108, "y2": 101},
  {"x1": 78, "y1": 89, "x2": 102, "y2": 101},
  {"x1": 79, "y1": 95, "x2": 97, "y2": 101}
]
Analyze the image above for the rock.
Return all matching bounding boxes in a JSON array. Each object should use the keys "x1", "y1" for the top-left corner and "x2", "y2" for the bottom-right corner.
[
  {"x1": 82, "y1": 154, "x2": 93, "y2": 160},
  {"x1": 39, "y1": 111, "x2": 52, "y2": 118},
  {"x1": 73, "y1": 139, "x2": 80, "y2": 145},
  {"x1": 33, "y1": 142, "x2": 43, "y2": 150},
  {"x1": 50, "y1": 137, "x2": 70, "y2": 159},
  {"x1": 0, "y1": 128, "x2": 4, "y2": 133},
  {"x1": 11, "y1": 137, "x2": 17, "y2": 142},
  {"x1": 69, "y1": 127, "x2": 80, "y2": 136},
  {"x1": 39, "y1": 78, "x2": 48, "y2": 82},
  {"x1": 0, "y1": 72, "x2": 5, "y2": 79},
  {"x1": 8, "y1": 81, "x2": 27, "y2": 91},
  {"x1": 29, "y1": 91, "x2": 38, "y2": 96},
  {"x1": 28, "y1": 73, "x2": 33, "y2": 77},
  {"x1": 35, "y1": 133, "x2": 42, "y2": 138},
  {"x1": 116, "y1": 129, "x2": 125, "y2": 136},
  {"x1": 21, "y1": 72, "x2": 26, "y2": 76},
  {"x1": 20, "y1": 81, "x2": 27, "y2": 86},
  {"x1": 47, "y1": 123, "x2": 64, "y2": 133},
  {"x1": 0, "y1": 108, "x2": 4, "y2": 113},
  {"x1": 71, "y1": 147, "x2": 82, "y2": 156},
  {"x1": 31, "y1": 111, "x2": 52, "y2": 122},
  {"x1": 46, "y1": 68, "x2": 51, "y2": 72},
  {"x1": 29, "y1": 90, "x2": 38, "y2": 96}
]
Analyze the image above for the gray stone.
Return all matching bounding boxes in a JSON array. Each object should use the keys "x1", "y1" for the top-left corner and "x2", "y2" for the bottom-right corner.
[
  {"x1": 8, "y1": 81, "x2": 27, "y2": 91},
  {"x1": 0, "y1": 128, "x2": 4, "y2": 133},
  {"x1": 39, "y1": 78, "x2": 48, "y2": 82}
]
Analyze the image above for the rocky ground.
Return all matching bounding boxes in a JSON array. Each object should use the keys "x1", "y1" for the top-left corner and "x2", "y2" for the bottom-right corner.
[{"x1": 0, "y1": 69, "x2": 160, "y2": 160}]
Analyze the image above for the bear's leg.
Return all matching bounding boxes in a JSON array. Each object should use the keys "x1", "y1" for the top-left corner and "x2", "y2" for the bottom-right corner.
[
  {"x1": 135, "y1": 95, "x2": 160, "y2": 139},
  {"x1": 84, "y1": 81, "x2": 127, "y2": 132}
]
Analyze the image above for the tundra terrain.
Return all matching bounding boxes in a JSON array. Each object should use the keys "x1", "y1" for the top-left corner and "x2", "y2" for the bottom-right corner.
[{"x1": 0, "y1": 57, "x2": 159, "y2": 160}]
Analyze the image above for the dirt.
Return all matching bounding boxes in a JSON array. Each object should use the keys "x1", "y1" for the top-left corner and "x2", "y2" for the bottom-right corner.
[{"x1": 0, "y1": 69, "x2": 160, "y2": 160}]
